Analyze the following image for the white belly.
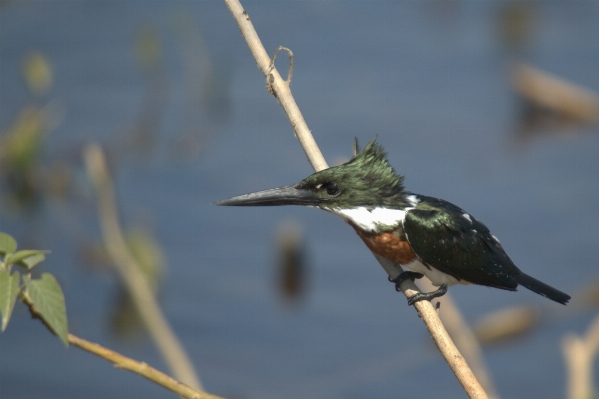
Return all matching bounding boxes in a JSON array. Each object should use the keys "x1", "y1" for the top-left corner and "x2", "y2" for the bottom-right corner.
[{"x1": 402, "y1": 259, "x2": 469, "y2": 287}]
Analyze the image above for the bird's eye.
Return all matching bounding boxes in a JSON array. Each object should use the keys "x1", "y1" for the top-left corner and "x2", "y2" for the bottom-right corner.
[{"x1": 325, "y1": 182, "x2": 340, "y2": 197}]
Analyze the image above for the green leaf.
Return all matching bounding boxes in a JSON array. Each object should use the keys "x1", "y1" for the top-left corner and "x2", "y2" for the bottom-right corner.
[
  {"x1": 0, "y1": 270, "x2": 21, "y2": 331},
  {"x1": 6, "y1": 250, "x2": 49, "y2": 270},
  {"x1": 0, "y1": 233, "x2": 17, "y2": 256},
  {"x1": 20, "y1": 253, "x2": 47, "y2": 270},
  {"x1": 24, "y1": 273, "x2": 69, "y2": 346}
]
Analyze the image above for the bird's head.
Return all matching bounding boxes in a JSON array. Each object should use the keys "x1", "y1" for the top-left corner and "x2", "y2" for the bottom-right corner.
[{"x1": 215, "y1": 138, "x2": 408, "y2": 212}]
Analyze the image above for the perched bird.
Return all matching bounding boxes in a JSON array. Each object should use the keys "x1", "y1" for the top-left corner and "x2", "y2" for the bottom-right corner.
[{"x1": 215, "y1": 139, "x2": 571, "y2": 305}]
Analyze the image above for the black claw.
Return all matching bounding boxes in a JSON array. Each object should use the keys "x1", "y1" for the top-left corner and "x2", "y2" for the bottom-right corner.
[
  {"x1": 407, "y1": 284, "x2": 448, "y2": 306},
  {"x1": 389, "y1": 271, "x2": 424, "y2": 291}
]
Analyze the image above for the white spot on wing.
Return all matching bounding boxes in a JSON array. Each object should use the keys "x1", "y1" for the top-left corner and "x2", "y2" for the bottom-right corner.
[
  {"x1": 462, "y1": 213, "x2": 472, "y2": 223},
  {"x1": 331, "y1": 207, "x2": 410, "y2": 233},
  {"x1": 406, "y1": 195, "x2": 420, "y2": 206}
]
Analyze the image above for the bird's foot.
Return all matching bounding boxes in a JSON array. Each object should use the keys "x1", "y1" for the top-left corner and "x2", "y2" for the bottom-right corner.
[
  {"x1": 407, "y1": 284, "x2": 448, "y2": 306},
  {"x1": 388, "y1": 271, "x2": 424, "y2": 292}
]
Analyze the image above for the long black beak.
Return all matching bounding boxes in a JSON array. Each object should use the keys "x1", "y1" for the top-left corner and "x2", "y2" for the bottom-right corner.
[{"x1": 214, "y1": 184, "x2": 320, "y2": 206}]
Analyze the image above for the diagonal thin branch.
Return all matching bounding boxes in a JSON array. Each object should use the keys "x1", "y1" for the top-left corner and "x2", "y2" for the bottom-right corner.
[
  {"x1": 223, "y1": 0, "x2": 327, "y2": 172},
  {"x1": 83, "y1": 144, "x2": 202, "y2": 390},
  {"x1": 223, "y1": 1, "x2": 488, "y2": 398},
  {"x1": 422, "y1": 278, "x2": 499, "y2": 399},
  {"x1": 21, "y1": 291, "x2": 223, "y2": 399},
  {"x1": 68, "y1": 334, "x2": 225, "y2": 399}
]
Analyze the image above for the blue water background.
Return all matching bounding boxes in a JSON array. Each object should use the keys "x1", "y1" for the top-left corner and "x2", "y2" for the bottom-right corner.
[{"x1": 1, "y1": 1, "x2": 598, "y2": 398}]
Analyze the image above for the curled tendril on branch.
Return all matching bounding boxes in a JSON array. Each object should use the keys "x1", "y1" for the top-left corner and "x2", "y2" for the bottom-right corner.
[{"x1": 267, "y1": 46, "x2": 294, "y2": 94}]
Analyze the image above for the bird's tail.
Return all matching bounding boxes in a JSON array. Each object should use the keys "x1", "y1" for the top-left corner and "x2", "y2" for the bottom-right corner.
[{"x1": 515, "y1": 272, "x2": 571, "y2": 305}]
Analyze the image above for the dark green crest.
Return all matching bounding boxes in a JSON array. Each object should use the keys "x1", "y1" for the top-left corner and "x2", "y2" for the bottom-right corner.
[{"x1": 297, "y1": 137, "x2": 408, "y2": 209}]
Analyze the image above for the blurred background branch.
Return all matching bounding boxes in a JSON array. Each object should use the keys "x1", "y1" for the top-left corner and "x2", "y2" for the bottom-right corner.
[
  {"x1": 513, "y1": 63, "x2": 599, "y2": 124},
  {"x1": 83, "y1": 143, "x2": 202, "y2": 390},
  {"x1": 562, "y1": 311, "x2": 599, "y2": 399}
]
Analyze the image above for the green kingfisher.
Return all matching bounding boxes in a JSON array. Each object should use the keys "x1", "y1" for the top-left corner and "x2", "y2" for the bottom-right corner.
[{"x1": 215, "y1": 138, "x2": 571, "y2": 306}]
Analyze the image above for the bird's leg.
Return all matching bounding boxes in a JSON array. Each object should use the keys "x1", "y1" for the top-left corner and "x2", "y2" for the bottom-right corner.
[
  {"x1": 388, "y1": 271, "x2": 424, "y2": 291},
  {"x1": 407, "y1": 284, "x2": 448, "y2": 306}
]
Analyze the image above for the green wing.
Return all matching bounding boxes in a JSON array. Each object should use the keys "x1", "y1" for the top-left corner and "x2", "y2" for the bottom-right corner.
[{"x1": 403, "y1": 195, "x2": 519, "y2": 290}]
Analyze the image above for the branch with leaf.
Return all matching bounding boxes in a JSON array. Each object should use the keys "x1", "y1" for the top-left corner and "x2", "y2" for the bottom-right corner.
[
  {"x1": 0, "y1": 232, "x2": 67, "y2": 343},
  {"x1": 0, "y1": 230, "x2": 225, "y2": 399}
]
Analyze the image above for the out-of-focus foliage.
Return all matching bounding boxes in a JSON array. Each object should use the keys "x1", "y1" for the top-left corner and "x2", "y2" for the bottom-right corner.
[
  {"x1": 125, "y1": 228, "x2": 165, "y2": 293},
  {"x1": 497, "y1": 2, "x2": 535, "y2": 51},
  {"x1": 135, "y1": 25, "x2": 163, "y2": 73},
  {"x1": 22, "y1": 51, "x2": 53, "y2": 97},
  {"x1": 0, "y1": 52, "x2": 66, "y2": 212},
  {"x1": 0, "y1": 107, "x2": 46, "y2": 208},
  {"x1": 275, "y1": 220, "x2": 309, "y2": 305},
  {"x1": 110, "y1": 227, "x2": 166, "y2": 339}
]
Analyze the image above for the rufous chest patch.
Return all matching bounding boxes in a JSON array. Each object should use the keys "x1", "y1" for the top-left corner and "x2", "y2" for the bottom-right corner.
[{"x1": 349, "y1": 223, "x2": 417, "y2": 265}]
